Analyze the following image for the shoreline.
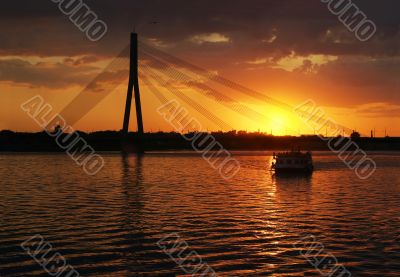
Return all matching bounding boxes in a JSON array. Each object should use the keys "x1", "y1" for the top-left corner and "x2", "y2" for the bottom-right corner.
[{"x1": 1, "y1": 130, "x2": 399, "y2": 152}]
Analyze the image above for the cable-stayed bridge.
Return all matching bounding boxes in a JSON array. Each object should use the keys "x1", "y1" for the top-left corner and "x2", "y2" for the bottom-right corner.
[{"x1": 51, "y1": 33, "x2": 355, "y2": 153}]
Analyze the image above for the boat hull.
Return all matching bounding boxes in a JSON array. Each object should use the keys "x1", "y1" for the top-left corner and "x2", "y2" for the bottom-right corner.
[
  {"x1": 271, "y1": 150, "x2": 314, "y2": 175},
  {"x1": 274, "y1": 167, "x2": 313, "y2": 175}
]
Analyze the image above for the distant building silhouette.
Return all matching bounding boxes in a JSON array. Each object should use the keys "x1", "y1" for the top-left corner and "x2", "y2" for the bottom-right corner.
[{"x1": 351, "y1": 130, "x2": 361, "y2": 139}]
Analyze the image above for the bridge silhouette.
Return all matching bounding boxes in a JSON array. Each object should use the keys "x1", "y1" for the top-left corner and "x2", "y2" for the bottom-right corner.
[{"x1": 50, "y1": 33, "x2": 355, "y2": 153}]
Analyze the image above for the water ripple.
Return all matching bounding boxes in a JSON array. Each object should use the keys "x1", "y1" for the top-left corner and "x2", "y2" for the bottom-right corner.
[{"x1": 0, "y1": 152, "x2": 399, "y2": 276}]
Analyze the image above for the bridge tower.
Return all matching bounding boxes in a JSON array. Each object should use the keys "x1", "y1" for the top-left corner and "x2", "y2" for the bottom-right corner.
[{"x1": 122, "y1": 33, "x2": 144, "y2": 153}]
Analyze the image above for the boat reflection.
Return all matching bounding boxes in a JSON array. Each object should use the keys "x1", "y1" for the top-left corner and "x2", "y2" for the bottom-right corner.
[{"x1": 272, "y1": 171, "x2": 313, "y2": 204}]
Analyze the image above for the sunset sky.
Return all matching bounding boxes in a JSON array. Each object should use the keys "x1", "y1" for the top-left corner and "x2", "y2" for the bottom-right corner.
[{"x1": 2, "y1": 0, "x2": 400, "y2": 136}]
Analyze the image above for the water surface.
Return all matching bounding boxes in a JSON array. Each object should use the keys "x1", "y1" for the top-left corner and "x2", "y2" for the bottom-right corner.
[{"x1": 1, "y1": 152, "x2": 399, "y2": 276}]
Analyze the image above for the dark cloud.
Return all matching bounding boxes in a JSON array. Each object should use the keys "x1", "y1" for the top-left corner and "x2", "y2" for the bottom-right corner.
[
  {"x1": 356, "y1": 103, "x2": 400, "y2": 118},
  {"x1": 0, "y1": 0, "x2": 399, "y2": 106},
  {"x1": 64, "y1": 55, "x2": 100, "y2": 66},
  {"x1": 0, "y1": 58, "x2": 98, "y2": 88},
  {"x1": 317, "y1": 56, "x2": 400, "y2": 104},
  {"x1": 0, "y1": 0, "x2": 399, "y2": 57}
]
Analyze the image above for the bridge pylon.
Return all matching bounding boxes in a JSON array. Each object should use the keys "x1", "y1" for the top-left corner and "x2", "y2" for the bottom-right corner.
[{"x1": 122, "y1": 33, "x2": 144, "y2": 154}]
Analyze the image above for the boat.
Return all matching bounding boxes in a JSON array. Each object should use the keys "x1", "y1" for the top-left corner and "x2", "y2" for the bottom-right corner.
[{"x1": 271, "y1": 150, "x2": 314, "y2": 174}]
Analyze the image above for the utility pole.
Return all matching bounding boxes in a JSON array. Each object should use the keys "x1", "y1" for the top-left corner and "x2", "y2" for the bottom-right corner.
[{"x1": 122, "y1": 33, "x2": 144, "y2": 153}]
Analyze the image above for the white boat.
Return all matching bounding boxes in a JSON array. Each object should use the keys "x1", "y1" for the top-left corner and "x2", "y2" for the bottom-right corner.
[{"x1": 271, "y1": 150, "x2": 314, "y2": 174}]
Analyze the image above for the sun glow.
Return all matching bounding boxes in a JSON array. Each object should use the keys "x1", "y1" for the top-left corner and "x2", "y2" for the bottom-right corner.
[
  {"x1": 269, "y1": 108, "x2": 297, "y2": 136},
  {"x1": 240, "y1": 103, "x2": 303, "y2": 136},
  {"x1": 271, "y1": 115, "x2": 287, "y2": 135}
]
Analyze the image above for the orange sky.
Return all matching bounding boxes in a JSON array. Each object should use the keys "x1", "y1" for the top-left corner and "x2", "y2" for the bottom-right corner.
[{"x1": 2, "y1": 1, "x2": 399, "y2": 136}]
